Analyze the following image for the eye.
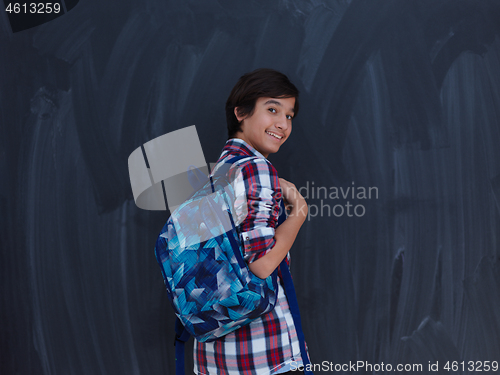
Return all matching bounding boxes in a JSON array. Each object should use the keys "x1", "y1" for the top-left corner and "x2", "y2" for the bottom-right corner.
[
  {"x1": 268, "y1": 107, "x2": 277, "y2": 114},
  {"x1": 286, "y1": 114, "x2": 293, "y2": 120}
]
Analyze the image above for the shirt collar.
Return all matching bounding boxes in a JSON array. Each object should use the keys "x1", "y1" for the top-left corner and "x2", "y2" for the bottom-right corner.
[{"x1": 222, "y1": 138, "x2": 267, "y2": 160}]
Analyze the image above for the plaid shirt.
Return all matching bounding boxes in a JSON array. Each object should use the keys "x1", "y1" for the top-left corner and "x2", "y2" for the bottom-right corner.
[{"x1": 193, "y1": 138, "x2": 304, "y2": 375}]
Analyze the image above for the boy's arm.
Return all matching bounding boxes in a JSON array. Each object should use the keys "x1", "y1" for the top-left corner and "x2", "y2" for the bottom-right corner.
[{"x1": 248, "y1": 179, "x2": 307, "y2": 279}]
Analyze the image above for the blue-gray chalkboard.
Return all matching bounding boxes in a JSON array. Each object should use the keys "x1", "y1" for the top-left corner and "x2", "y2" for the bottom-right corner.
[{"x1": 2, "y1": 0, "x2": 500, "y2": 374}]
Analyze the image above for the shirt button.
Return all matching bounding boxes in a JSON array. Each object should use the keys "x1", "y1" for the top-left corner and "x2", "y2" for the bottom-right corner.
[{"x1": 245, "y1": 236, "x2": 249, "y2": 241}]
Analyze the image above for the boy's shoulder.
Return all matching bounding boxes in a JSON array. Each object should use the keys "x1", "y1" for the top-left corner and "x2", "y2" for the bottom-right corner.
[{"x1": 225, "y1": 153, "x2": 278, "y2": 179}]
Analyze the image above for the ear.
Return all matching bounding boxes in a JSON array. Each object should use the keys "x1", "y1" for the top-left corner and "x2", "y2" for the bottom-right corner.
[{"x1": 234, "y1": 107, "x2": 246, "y2": 123}]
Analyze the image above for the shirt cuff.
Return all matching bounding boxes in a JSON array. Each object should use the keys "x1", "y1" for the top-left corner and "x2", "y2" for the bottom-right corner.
[{"x1": 240, "y1": 227, "x2": 275, "y2": 264}]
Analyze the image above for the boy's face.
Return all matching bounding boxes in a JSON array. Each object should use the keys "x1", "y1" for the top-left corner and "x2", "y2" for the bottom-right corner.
[{"x1": 234, "y1": 96, "x2": 295, "y2": 158}]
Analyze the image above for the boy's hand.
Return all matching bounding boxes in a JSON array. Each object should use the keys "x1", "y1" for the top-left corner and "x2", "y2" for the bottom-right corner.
[{"x1": 279, "y1": 178, "x2": 308, "y2": 218}]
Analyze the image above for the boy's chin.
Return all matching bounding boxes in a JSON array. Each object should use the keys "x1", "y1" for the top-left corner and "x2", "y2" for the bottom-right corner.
[{"x1": 268, "y1": 147, "x2": 281, "y2": 156}]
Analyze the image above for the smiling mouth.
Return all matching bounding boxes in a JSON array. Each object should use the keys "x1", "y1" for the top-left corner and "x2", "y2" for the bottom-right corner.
[{"x1": 266, "y1": 130, "x2": 283, "y2": 140}]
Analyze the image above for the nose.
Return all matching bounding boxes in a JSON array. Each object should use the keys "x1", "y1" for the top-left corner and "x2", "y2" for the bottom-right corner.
[{"x1": 276, "y1": 114, "x2": 289, "y2": 131}]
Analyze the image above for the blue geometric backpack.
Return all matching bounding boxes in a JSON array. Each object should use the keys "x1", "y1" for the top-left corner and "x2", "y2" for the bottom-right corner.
[{"x1": 154, "y1": 155, "x2": 313, "y2": 375}]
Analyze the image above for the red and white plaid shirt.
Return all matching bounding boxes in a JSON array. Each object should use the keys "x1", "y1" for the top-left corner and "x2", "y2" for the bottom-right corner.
[{"x1": 193, "y1": 138, "x2": 304, "y2": 375}]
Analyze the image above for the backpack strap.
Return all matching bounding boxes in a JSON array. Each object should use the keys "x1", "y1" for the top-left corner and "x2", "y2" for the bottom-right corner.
[
  {"x1": 211, "y1": 154, "x2": 253, "y2": 177},
  {"x1": 225, "y1": 154, "x2": 252, "y2": 166},
  {"x1": 174, "y1": 317, "x2": 190, "y2": 375},
  {"x1": 279, "y1": 260, "x2": 314, "y2": 375},
  {"x1": 277, "y1": 199, "x2": 314, "y2": 375}
]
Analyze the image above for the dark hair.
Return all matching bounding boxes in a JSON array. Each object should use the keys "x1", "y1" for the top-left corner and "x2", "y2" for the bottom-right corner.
[{"x1": 225, "y1": 68, "x2": 300, "y2": 139}]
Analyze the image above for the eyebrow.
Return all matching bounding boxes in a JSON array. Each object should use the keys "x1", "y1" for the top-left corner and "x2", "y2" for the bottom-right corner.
[{"x1": 264, "y1": 99, "x2": 295, "y2": 114}]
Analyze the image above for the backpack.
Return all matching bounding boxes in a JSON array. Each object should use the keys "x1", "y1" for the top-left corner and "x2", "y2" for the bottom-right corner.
[
  {"x1": 154, "y1": 155, "x2": 313, "y2": 375},
  {"x1": 154, "y1": 155, "x2": 280, "y2": 342}
]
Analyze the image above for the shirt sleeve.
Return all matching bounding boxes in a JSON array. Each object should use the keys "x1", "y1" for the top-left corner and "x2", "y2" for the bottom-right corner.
[{"x1": 229, "y1": 157, "x2": 282, "y2": 264}]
